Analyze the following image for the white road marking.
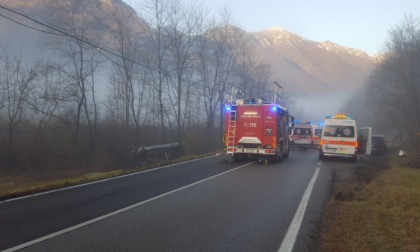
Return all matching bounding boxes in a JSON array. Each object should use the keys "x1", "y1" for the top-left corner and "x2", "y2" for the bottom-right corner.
[
  {"x1": 3, "y1": 162, "x2": 254, "y2": 252},
  {"x1": 0, "y1": 155, "x2": 216, "y2": 204},
  {"x1": 278, "y1": 166, "x2": 320, "y2": 252}
]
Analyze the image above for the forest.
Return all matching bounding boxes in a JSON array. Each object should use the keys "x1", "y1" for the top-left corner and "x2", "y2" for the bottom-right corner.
[
  {"x1": 0, "y1": 0, "x2": 278, "y2": 171},
  {"x1": 1, "y1": 0, "x2": 420, "y2": 173}
]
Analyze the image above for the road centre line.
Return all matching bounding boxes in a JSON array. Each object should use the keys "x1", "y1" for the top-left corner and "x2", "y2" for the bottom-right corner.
[
  {"x1": 4, "y1": 161, "x2": 254, "y2": 252},
  {"x1": 278, "y1": 166, "x2": 320, "y2": 252}
]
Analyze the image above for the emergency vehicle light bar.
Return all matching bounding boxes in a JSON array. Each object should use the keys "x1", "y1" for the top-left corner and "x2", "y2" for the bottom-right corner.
[{"x1": 325, "y1": 114, "x2": 355, "y2": 119}]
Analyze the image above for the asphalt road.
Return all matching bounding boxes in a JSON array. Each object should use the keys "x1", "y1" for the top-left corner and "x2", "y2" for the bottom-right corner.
[{"x1": 0, "y1": 149, "x2": 358, "y2": 252}]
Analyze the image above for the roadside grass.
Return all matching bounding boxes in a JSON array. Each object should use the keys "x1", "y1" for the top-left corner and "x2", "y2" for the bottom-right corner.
[
  {"x1": 0, "y1": 152, "x2": 215, "y2": 201},
  {"x1": 317, "y1": 154, "x2": 420, "y2": 251}
]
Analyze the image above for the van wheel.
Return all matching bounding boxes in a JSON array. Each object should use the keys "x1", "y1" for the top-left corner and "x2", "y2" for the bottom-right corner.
[
  {"x1": 277, "y1": 145, "x2": 283, "y2": 162},
  {"x1": 282, "y1": 142, "x2": 289, "y2": 158},
  {"x1": 283, "y1": 149, "x2": 289, "y2": 158},
  {"x1": 319, "y1": 150, "x2": 324, "y2": 160}
]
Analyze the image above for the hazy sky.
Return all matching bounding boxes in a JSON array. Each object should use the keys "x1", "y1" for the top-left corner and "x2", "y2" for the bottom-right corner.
[{"x1": 122, "y1": 0, "x2": 420, "y2": 56}]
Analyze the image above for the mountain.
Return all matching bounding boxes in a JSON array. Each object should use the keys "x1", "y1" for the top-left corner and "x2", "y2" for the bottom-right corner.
[
  {"x1": 0, "y1": 0, "x2": 377, "y2": 120},
  {"x1": 249, "y1": 27, "x2": 376, "y2": 95},
  {"x1": 1, "y1": 0, "x2": 135, "y2": 16},
  {"x1": 0, "y1": 0, "x2": 143, "y2": 58}
]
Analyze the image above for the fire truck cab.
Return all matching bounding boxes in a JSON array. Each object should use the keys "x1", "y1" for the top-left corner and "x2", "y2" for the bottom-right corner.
[{"x1": 224, "y1": 97, "x2": 293, "y2": 163}]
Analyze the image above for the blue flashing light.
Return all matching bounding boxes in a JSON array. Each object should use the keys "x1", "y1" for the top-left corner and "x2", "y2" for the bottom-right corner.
[
  {"x1": 226, "y1": 106, "x2": 231, "y2": 111},
  {"x1": 271, "y1": 106, "x2": 277, "y2": 112}
]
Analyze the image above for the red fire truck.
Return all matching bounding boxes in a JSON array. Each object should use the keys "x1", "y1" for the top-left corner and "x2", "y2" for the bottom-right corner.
[{"x1": 224, "y1": 96, "x2": 294, "y2": 164}]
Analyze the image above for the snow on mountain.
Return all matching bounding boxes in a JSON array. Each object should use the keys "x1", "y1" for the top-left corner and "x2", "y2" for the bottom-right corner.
[
  {"x1": 0, "y1": 0, "x2": 376, "y2": 98},
  {"x1": 317, "y1": 41, "x2": 372, "y2": 59},
  {"x1": 256, "y1": 27, "x2": 374, "y2": 60},
  {"x1": 249, "y1": 27, "x2": 376, "y2": 95},
  {"x1": 255, "y1": 26, "x2": 316, "y2": 48}
]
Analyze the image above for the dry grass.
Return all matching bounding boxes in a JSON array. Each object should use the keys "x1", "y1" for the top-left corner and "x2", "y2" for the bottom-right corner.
[
  {"x1": 317, "y1": 155, "x2": 420, "y2": 251},
  {"x1": 0, "y1": 169, "x2": 136, "y2": 200}
]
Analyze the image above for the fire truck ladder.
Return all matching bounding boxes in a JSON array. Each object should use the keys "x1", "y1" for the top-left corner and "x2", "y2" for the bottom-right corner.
[{"x1": 226, "y1": 107, "x2": 237, "y2": 155}]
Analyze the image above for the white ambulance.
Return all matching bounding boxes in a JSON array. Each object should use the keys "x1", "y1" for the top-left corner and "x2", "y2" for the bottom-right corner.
[
  {"x1": 319, "y1": 114, "x2": 358, "y2": 162},
  {"x1": 291, "y1": 122, "x2": 313, "y2": 150}
]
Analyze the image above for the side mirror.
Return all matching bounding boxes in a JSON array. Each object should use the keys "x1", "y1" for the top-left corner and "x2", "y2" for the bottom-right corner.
[{"x1": 290, "y1": 116, "x2": 295, "y2": 127}]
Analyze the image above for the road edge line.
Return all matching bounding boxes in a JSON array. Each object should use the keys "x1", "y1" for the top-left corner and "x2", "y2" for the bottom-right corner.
[
  {"x1": 0, "y1": 155, "x2": 217, "y2": 204},
  {"x1": 3, "y1": 161, "x2": 254, "y2": 252},
  {"x1": 278, "y1": 166, "x2": 320, "y2": 252}
]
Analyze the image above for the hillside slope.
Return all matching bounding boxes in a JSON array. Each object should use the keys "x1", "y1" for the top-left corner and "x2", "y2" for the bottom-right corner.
[
  {"x1": 251, "y1": 27, "x2": 376, "y2": 95},
  {"x1": 0, "y1": 0, "x2": 376, "y2": 119}
]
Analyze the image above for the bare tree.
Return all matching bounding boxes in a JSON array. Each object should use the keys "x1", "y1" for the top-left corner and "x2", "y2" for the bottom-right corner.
[
  {"x1": 141, "y1": 0, "x2": 173, "y2": 143},
  {"x1": 26, "y1": 64, "x2": 59, "y2": 148},
  {"x1": 196, "y1": 9, "x2": 249, "y2": 137},
  {"x1": 234, "y1": 48, "x2": 273, "y2": 98},
  {"x1": 367, "y1": 15, "x2": 420, "y2": 151},
  {"x1": 0, "y1": 48, "x2": 4, "y2": 112},
  {"x1": 106, "y1": 5, "x2": 145, "y2": 144},
  {"x1": 165, "y1": 0, "x2": 206, "y2": 142},
  {"x1": 45, "y1": 0, "x2": 103, "y2": 155},
  {"x1": 0, "y1": 47, "x2": 37, "y2": 155}
]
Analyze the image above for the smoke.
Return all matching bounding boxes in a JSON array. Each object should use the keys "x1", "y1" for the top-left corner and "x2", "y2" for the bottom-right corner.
[
  {"x1": 289, "y1": 87, "x2": 378, "y2": 136},
  {"x1": 290, "y1": 91, "x2": 355, "y2": 123}
]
